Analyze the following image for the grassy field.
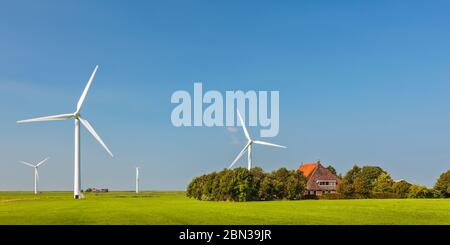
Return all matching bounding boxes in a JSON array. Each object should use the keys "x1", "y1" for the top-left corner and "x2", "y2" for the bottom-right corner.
[{"x1": 0, "y1": 191, "x2": 449, "y2": 224}]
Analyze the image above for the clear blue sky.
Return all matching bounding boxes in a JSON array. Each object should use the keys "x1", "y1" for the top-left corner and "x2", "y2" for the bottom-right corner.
[{"x1": 1, "y1": 0, "x2": 450, "y2": 190}]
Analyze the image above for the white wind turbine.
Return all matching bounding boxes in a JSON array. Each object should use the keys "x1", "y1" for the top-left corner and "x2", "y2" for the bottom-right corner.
[
  {"x1": 135, "y1": 167, "x2": 140, "y2": 194},
  {"x1": 17, "y1": 65, "x2": 113, "y2": 199},
  {"x1": 18, "y1": 157, "x2": 50, "y2": 194},
  {"x1": 229, "y1": 110, "x2": 286, "y2": 170}
]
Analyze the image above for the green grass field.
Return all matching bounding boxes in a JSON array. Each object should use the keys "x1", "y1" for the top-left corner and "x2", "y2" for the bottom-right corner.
[{"x1": 0, "y1": 191, "x2": 449, "y2": 224}]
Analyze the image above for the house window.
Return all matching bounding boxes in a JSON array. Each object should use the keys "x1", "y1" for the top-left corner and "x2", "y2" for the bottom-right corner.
[{"x1": 317, "y1": 181, "x2": 336, "y2": 186}]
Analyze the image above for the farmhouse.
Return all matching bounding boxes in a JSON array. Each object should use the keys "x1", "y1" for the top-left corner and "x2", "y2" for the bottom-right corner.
[
  {"x1": 298, "y1": 161, "x2": 340, "y2": 196},
  {"x1": 85, "y1": 188, "x2": 109, "y2": 193}
]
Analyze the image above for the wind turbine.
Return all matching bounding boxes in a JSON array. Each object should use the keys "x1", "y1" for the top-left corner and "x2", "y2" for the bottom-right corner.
[
  {"x1": 17, "y1": 65, "x2": 113, "y2": 199},
  {"x1": 18, "y1": 157, "x2": 50, "y2": 194},
  {"x1": 228, "y1": 110, "x2": 286, "y2": 170},
  {"x1": 135, "y1": 167, "x2": 140, "y2": 194}
]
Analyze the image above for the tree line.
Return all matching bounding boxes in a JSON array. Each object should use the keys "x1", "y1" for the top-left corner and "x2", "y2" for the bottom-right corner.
[
  {"x1": 186, "y1": 165, "x2": 450, "y2": 201},
  {"x1": 335, "y1": 166, "x2": 450, "y2": 199},
  {"x1": 186, "y1": 167, "x2": 307, "y2": 201}
]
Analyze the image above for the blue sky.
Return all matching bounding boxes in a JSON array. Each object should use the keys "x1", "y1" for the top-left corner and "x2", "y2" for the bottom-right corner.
[{"x1": 1, "y1": 0, "x2": 450, "y2": 190}]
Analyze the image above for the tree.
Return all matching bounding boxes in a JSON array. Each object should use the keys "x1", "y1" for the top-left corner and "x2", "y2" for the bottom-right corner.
[
  {"x1": 249, "y1": 167, "x2": 265, "y2": 200},
  {"x1": 337, "y1": 165, "x2": 361, "y2": 198},
  {"x1": 201, "y1": 172, "x2": 217, "y2": 201},
  {"x1": 336, "y1": 178, "x2": 354, "y2": 198},
  {"x1": 327, "y1": 165, "x2": 337, "y2": 176},
  {"x1": 407, "y1": 185, "x2": 433, "y2": 198},
  {"x1": 272, "y1": 168, "x2": 290, "y2": 199},
  {"x1": 343, "y1": 165, "x2": 361, "y2": 183},
  {"x1": 353, "y1": 177, "x2": 371, "y2": 198},
  {"x1": 219, "y1": 168, "x2": 234, "y2": 201},
  {"x1": 392, "y1": 180, "x2": 412, "y2": 198},
  {"x1": 259, "y1": 173, "x2": 275, "y2": 200},
  {"x1": 359, "y1": 166, "x2": 386, "y2": 191},
  {"x1": 372, "y1": 172, "x2": 394, "y2": 194},
  {"x1": 336, "y1": 165, "x2": 388, "y2": 198},
  {"x1": 232, "y1": 167, "x2": 251, "y2": 202},
  {"x1": 285, "y1": 170, "x2": 307, "y2": 200},
  {"x1": 433, "y1": 170, "x2": 450, "y2": 198},
  {"x1": 186, "y1": 175, "x2": 199, "y2": 199}
]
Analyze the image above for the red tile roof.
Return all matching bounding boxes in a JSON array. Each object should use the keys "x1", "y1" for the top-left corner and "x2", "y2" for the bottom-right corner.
[{"x1": 298, "y1": 163, "x2": 319, "y2": 178}]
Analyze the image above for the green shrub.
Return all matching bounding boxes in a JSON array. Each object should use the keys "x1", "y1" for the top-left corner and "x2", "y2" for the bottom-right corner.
[{"x1": 319, "y1": 193, "x2": 343, "y2": 200}]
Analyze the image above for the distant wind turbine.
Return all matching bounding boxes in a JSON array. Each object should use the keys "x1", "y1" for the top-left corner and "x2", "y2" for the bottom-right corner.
[
  {"x1": 17, "y1": 65, "x2": 113, "y2": 199},
  {"x1": 228, "y1": 110, "x2": 286, "y2": 170},
  {"x1": 135, "y1": 167, "x2": 140, "y2": 194},
  {"x1": 18, "y1": 157, "x2": 50, "y2": 194}
]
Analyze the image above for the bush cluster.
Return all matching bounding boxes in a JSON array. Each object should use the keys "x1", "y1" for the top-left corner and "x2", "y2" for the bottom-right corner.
[
  {"x1": 335, "y1": 165, "x2": 448, "y2": 199},
  {"x1": 186, "y1": 167, "x2": 307, "y2": 201}
]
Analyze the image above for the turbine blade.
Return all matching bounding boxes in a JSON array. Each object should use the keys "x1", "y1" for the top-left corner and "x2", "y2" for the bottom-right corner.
[
  {"x1": 76, "y1": 65, "x2": 98, "y2": 113},
  {"x1": 78, "y1": 117, "x2": 113, "y2": 157},
  {"x1": 19, "y1": 161, "x2": 35, "y2": 168},
  {"x1": 237, "y1": 110, "x2": 251, "y2": 140},
  {"x1": 17, "y1": 113, "x2": 73, "y2": 123},
  {"x1": 228, "y1": 141, "x2": 250, "y2": 169},
  {"x1": 35, "y1": 169, "x2": 39, "y2": 183},
  {"x1": 36, "y1": 157, "x2": 50, "y2": 167},
  {"x1": 253, "y1": 140, "x2": 287, "y2": 148}
]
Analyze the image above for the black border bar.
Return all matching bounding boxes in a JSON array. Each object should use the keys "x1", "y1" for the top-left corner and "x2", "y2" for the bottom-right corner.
[{"x1": 1, "y1": 225, "x2": 448, "y2": 243}]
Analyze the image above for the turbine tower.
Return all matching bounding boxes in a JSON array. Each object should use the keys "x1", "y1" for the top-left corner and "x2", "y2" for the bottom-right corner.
[
  {"x1": 18, "y1": 157, "x2": 49, "y2": 194},
  {"x1": 135, "y1": 167, "x2": 140, "y2": 194},
  {"x1": 229, "y1": 110, "x2": 286, "y2": 170},
  {"x1": 17, "y1": 65, "x2": 113, "y2": 199}
]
